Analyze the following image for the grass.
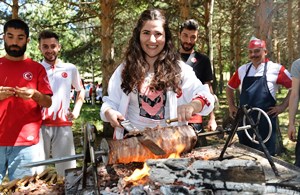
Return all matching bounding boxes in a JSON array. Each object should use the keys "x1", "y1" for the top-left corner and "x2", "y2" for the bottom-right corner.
[
  {"x1": 71, "y1": 102, "x2": 103, "y2": 154},
  {"x1": 72, "y1": 88, "x2": 299, "y2": 165},
  {"x1": 276, "y1": 89, "x2": 298, "y2": 164},
  {"x1": 72, "y1": 102, "x2": 103, "y2": 132}
]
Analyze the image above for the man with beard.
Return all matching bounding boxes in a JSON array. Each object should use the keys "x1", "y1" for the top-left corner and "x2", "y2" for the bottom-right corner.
[
  {"x1": 38, "y1": 30, "x2": 85, "y2": 176},
  {"x1": 226, "y1": 37, "x2": 291, "y2": 155},
  {"x1": 179, "y1": 19, "x2": 217, "y2": 146},
  {"x1": 0, "y1": 19, "x2": 53, "y2": 183}
]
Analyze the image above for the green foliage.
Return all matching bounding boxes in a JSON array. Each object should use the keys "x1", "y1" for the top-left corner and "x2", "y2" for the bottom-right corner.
[
  {"x1": 72, "y1": 103, "x2": 103, "y2": 133},
  {"x1": 0, "y1": 0, "x2": 298, "y2": 76},
  {"x1": 71, "y1": 102, "x2": 102, "y2": 156}
]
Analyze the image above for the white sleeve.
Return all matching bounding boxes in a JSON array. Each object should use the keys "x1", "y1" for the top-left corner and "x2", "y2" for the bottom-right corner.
[
  {"x1": 179, "y1": 61, "x2": 215, "y2": 116},
  {"x1": 100, "y1": 64, "x2": 125, "y2": 121}
]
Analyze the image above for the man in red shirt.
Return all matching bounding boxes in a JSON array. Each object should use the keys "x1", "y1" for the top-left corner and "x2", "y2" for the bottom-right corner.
[{"x1": 0, "y1": 19, "x2": 52, "y2": 183}]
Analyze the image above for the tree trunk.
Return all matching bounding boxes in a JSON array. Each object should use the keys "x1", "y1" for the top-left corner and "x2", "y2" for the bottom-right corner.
[
  {"x1": 217, "y1": 28, "x2": 223, "y2": 95},
  {"x1": 100, "y1": 0, "x2": 116, "y2": 95},
  {"x1": 298, "y1": 1, "x2": 300, "y2": 58},
  {"x1": 208, "y1": 0, "x2": 216, "y2": 93},
  {"x1": 229, "y1": 0, "x2": 241, "y2": 104},
  {"x1": 229, "y1": 0, "x2": 236, "y2": 76},
  {"x1": 274, "y1": 39, "x2": 280, "y2": 63},
  {"x1": 254, "y1": 0, "x2": 273, "y2": 58},
  {"x1": 287, "y1": 0, "x2": 293, "y2": 68},
  {"x1": 178, "y1": 0, "x2": 190, "y2": 21},
  {"x1": 100, "y1": 0, "x2": 117, "y2": 138},
  {"x1": 12, "y1": 0, "x2": 19, "y2": 19},
  {"x1": 203, "y1": 0, "x2": 211, "y2": 54},
  {"x1": 235, "y1": 1, "x2": 241, "y2": 71}
]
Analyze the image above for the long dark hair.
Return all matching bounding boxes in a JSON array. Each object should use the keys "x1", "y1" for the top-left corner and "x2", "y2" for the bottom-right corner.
[{"x1": 121, "y1": 9, "x2": 181, "y2": 95}]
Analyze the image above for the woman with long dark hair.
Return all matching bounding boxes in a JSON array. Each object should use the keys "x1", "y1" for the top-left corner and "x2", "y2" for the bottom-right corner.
[{"x1": 100, "y1": 9, "x2": 214, "y2": 139}]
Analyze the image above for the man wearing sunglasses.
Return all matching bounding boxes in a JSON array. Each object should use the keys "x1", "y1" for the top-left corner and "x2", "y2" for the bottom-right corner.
[{"x1": 226, "y1": 37, "x2": 292, "y2": 156}]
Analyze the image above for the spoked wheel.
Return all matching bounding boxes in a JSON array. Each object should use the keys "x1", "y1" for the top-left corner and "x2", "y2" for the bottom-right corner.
[{"x1": 242, "y1": 107, "x2": 272, "y2": 144}]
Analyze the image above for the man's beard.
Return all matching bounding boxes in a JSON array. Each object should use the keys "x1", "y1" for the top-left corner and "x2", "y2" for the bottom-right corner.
[
  {"x1": 5, "y1": 43, "x2": 27, "y2": 57},
  {"x1": 181, "y1": 42, "x2": 195, "y2": 52},
  {"x1": 44, "y1": 55, "x2": 57, "y2": 63}
]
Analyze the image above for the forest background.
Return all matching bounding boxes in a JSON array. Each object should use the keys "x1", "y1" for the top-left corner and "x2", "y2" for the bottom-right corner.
[{"x1": 0, "y1": 0, "x2": 299, "y2": 163}]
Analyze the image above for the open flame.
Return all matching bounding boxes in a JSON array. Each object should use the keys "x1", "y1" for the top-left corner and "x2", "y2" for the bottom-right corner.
[
  {"x1": 169, "y1": 144, "x2": 185, "y2": 158},
  {"x1": 124, "y1": 162, "x2": 150, "y2": 183},
  {"x1": 124, "y1": 144, "x2": 186, "y2": 184}
]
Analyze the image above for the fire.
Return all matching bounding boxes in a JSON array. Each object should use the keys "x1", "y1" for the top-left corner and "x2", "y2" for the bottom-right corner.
[
  {"x1": 124, "y1": 163, "x2": 150, "y2": 183},
  {"x1": 168, "y1": 144, "x2": 185, "y2": 158},
  {"x1": 124, "y1": 144, "x2": 185, "y2": 184}
]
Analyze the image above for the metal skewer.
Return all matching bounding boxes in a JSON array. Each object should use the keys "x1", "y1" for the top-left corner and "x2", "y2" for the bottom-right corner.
[{"x1": 21, "y1": 150, "x2": 107, "y2": 168}]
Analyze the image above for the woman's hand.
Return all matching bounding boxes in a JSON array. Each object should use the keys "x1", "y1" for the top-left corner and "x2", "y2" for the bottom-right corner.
[
  {"x1": 104, "y1": 108, "x2": 125, "y2": 128},
  {"x1": 177, "y1": 101, "x2": 201, "y2": 122}
]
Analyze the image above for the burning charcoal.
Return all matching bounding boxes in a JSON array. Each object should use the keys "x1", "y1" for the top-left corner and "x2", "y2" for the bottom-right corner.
[
  {"x1": 182, "y1": 147, "x2": 221, "y2": 160},
  {"x1": 67, "y1": 141, "x2": 300, "y2": 194},
  {"x1": 81, "y1": 189, "x2": 98, "y2": 194},
  {"x1": 160, "y1": 185, "x2": 190, "y2": 195},
  {"x1": 149, "y1": 168, "x2": 177, "y2": 184},
  {"x1": 100, "y1": 191, "x2": 119, "y2": 195},
  {"x1": 147, "y1": 158, "x2": 192, "y2": 171},
  {"x1": 130, "y1": 185, "x2": 147, "y2": 194}
]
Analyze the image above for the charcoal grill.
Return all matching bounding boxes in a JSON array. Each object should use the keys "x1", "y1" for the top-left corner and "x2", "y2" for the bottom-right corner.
[
  {"x1": 17, "y1": 105, "x2": 300, "y2": 194},
  {"x1": 64, "y1": 123, "x2": 102, "y2": 195},
  {"x1": 218, "y1": 104, "x2": 279, "y2": 176}
]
